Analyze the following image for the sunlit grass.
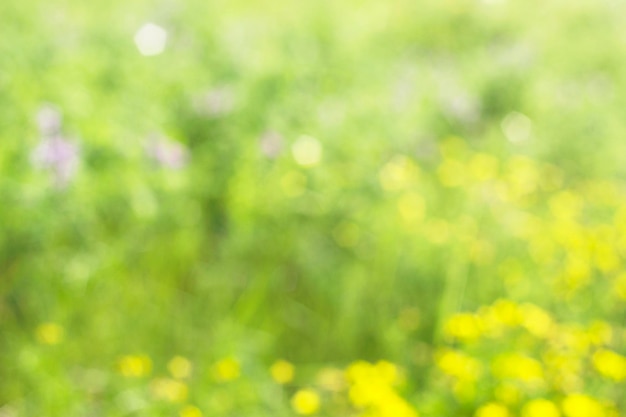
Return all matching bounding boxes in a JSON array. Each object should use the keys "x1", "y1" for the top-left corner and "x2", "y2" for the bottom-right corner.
[{"x1": 2, "y1": 0, "x2": 626, "y2": 416}]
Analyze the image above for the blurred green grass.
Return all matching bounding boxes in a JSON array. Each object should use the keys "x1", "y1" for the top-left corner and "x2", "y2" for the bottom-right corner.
[{"x1": 2, "y1": 0, "x2": 626, "y2": 416}]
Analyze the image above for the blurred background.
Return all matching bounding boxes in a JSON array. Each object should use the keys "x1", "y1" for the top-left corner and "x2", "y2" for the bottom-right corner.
[{"x1": 2, "y1": 0, "x2": 626, "y2": 416}]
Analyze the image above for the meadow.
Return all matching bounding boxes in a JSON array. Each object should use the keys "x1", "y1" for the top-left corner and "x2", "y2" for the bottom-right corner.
[{"x1": 1, "y1": 0, "x2": 626, "y2": 416}]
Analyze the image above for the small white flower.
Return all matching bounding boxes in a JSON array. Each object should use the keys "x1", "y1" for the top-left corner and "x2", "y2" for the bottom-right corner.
[
  {"x1": 501, "y1": 111, "x2": 532, "y2": 144},
  {"x1": 291, "y1": 135, "x2": 322, "y2": 167},
  {"x1": 134, "y1": 23, "x2": 168, "y2": 56}
]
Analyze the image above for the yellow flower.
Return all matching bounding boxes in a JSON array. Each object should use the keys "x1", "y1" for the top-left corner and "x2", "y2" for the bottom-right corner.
[
  {"x1": 588, "y1": 321, "x2": 613, "y2": 346},
  {"x1": 316, "y1": 367, "x2": 346, "y2": 392},
  {"x1": 374, "y1": 360, "x2": 401, "y2": 386},
  {"x1": 491, "y1": 353, "x2": 544, "y2": 386},
  {"x1": 379, "y1": 155, "x2": 419, "y2": 191},
  {"x1": 346, "y1": 361, "x2": 376, "y2": 383},
  {"x1": 519, "y1": 303, "x2": 553, "y2": 338},
  {"x1": 179, "y1": 405, "x2": 203, "y2": 417},
  {"x1": 548, "y1": 191, "x2": 582, "y2": 220},
  {"x1": 291, "y1": 388, "x2": 320, "y2": 415},
  {"x1": 469, "y1": 153, "x2": 499, "y2": 182},
  {"x1": 592, "y1": 349, "x2": 626, "y2": 381},
  {"x1": 118, "y1": 354, "x2": 152, "y2": 378},
  {"x1": 270, "y1": 359, "x2": 294, "y2": 384},
  {"x1": 168, "y1": 356, "x2": 192, "y2": 379},
  {"x1": 435, "y1": 348, "x2": 482, "y2": 381},
  {"x1": 212, "y1": 357, "x2": 240, "y2": 382},
  {"x1": 150, "y1": 378, "x2": 188, "y2": 403},
  {"x1": 562, "y1": 394, "x2": 604, "y2": 417},
  {"x1": 491, "y1": 299, "x2": 520, "y2": 326},
  {"x1": 521, "y1": 399, "x2": 560, "y2": 417},
  {"x1": 475, "y1": 402, "x2": 510, "y2": 417},
  {"x1": 444, "y1": 313, "x2": 482, "y2": 342},
  {"x1": 35, "y1": 322, "x2": 64, "y2": 345}
]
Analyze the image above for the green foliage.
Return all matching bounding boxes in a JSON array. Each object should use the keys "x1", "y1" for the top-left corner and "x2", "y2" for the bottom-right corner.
[{"x1": 2, "y1": 0, "x2": 626, "y2": 416}]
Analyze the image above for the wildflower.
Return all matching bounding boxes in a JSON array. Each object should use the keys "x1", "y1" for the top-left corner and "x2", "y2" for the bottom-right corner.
[
  {"x1": 501, "y1": 111, "x2": 532, "y2": 144},
  {"x1": 291, "y1": 388, "x2": 320, "y2": 415},
  {"x1": 192, "y1": 87, "x2": 234, "y2": 117},
  {"x1": 491, "y1": 353, "x2": 544, "y2": 386},
  {"x1": 134, "y1": 23, "x2": 167, "y2": 56},
  {"x1": 145, "y1": 135, "x2": 189, "y2": 169},
  {"x1": 35, "y1": 104, "x2": 62, "y2": 136},
  {"x1": 270, "y1": 359, "x2": 294, "y2": 384},
  {"x1": 374, "y1": 361, "x2": 401, "y2": 386},
  {"x1": 491, "y1": 299, "x2": 521, "y2": 326},
  {"x1": 259, "y1": 130, "x2": 283, "y2": 158},
  {"x1": 475, "y1": 402, "x2": 510, "y2": 417},
  {"x1": 435, "y1": 349, "x2": 482, "y2": 381},
  {"x1": 168, "y1": 356, "x2": 192, "y2": 379},
  {"x1": 179, "y1": 405, "x2": 203, "y2": 417},
  {"x1": 316, "y1": 367, "x2": 346, "y2": 392},
  {"x1": 212, "y1": 357, "x2": 240, "y2": 382},
  {"x1": 519, "y1": 303, "x2": 554, "y2": 338},
  {"x1": 292, "y1": 135, "x2": 322, "y2": 167},
  {"x1": 592, "y1": 349, "x2": 626, "y2": 381},
  {"x1": 150, "y1": 378, "x2": 188, "y2": 403},
  {"x1": 521, "y1": 399, "x2": 560, "y2": 417},
  {"x1": 444, "y1": 313, "x2": 482, "y2": 342},
  {"x1": 31, "y1": 134, "x2": 80, "y2": 187},
  {"x1": 118, "y1": 354, "x2": 152, "y2": 378},
  {"x1": 379, "y1": 155, "x2": 419, "y2": 191},
  {"x1": 561, "y1": 394, "x2": 604, "y2": 417},
  {"x1": 35, "y1": 322, "x2": 64, "y2": 345}
]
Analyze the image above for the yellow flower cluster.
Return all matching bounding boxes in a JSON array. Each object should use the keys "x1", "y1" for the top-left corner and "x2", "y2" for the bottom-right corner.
[
  {"x1": 438, "y1": 298, "x2": 622, "y2": 414},
  {"x1": 444, "y1": 299, "x2": 554, "y2": 342},
  {"x1": 114, "y1": 354, "x2": 242, "y2": 416},
  {"x1": 346, "y1": 361, "x2": 418, "y2": 417}
]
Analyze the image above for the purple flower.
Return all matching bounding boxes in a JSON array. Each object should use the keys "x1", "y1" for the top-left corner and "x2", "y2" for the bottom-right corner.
[
  {"x1": 31, "y1": 134, "x2": 80, "y2": 188},
  {"x1": 192, "y1": 87, "x2": 235, "y2": 118},
  {"x1": 145, "y1": 135, "x2": 189, "y2": 169}
]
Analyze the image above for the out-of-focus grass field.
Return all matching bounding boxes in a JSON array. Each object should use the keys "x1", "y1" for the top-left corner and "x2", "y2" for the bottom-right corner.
[{"x1": 2, "y1": 0, "x2": 626, "y2": 416}]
